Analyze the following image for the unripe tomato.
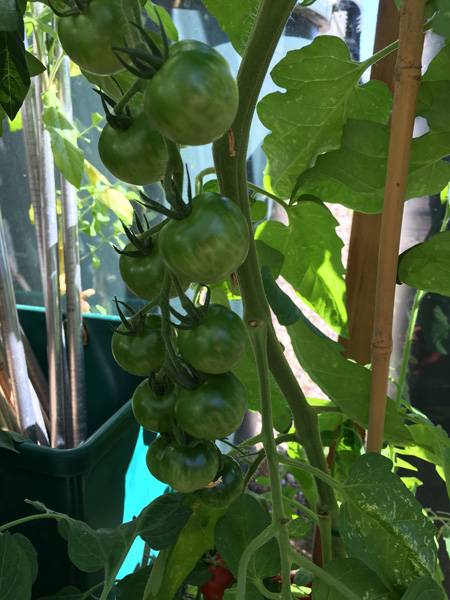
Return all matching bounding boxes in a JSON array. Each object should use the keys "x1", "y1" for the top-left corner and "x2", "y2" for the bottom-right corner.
[
  {"x1": 98, "y1": 113, "x2": 168, "y2": 185},
  {"x1": 197, "y1": 456, "x2": 243, "y2": 508},
  {"x1": 159, "y1": 193, "x2": 250, "y2": 284},
  {"x1": 111, "y1": 315, "x2": 164, "y2": 376},
  {"x1": 119, "y1": 240, "x2": 165, "y2": 301},
  {"x1": 144, "y1": 40, "x2": 238, "y2": 145},
  {"x1": 175, "y1": 373, "x2": 247, "y2": 440},
  {"x1": 132, "y1": 379, "x2": 177, "y2": 433},
  {"x1": 178, "y1": 304, "x2": 247, "y2": 374},
  {"x1": 57, "y1": 0, "x2": 129, "y2": 75}
]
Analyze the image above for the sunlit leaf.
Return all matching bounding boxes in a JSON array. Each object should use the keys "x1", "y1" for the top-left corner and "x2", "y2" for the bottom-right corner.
[
  {"x1": 202, "y1": 0, "x2": 259, "y2": 55},
  {"x1": 84, "y1": 161, "x2": 133, "y2": 225}
]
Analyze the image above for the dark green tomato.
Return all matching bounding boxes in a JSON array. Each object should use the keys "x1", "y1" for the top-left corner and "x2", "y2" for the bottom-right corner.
[
  {"x1": 196, "y1": 456, "x2": 243, "y2": 508},
  {"x1": 98, "y1": 113, "x2": 168, "y2": 185},
  {"x1": 111, "y1": 315, "x2": 164, "y2": 376},
  {"x1": 144, "y1": 41, "x2": 238, "y2": 145},
  {"x1": 146, "y1": 435, "x2": 172, "y2": 484},
  {"x1": 57, "y1": 0, "x2": 129, "y2": 75},
  {"x1": 163, "y1": 441, "x2": 220, "y2": 493},
  {"x1": 175, "y1": 373, "x2": 247, "y2": 440},
  {"x1": 119, "y1": 240, "x2": 165, "y2": 301},
  {"x1": 178, "y1": 304, "x2": 246, "y2": 374},
  {"x1": 159, "y1": 193, "x2": 250, "y2": 284},
  {"x1": 132, "y1": 379, "x2": 177, "y2": 433}
]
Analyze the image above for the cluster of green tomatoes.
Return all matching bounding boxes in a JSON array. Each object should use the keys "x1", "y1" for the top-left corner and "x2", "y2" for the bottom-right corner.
[{"x1": 55, "y1": 0, "x2": 251, "y2": 504}]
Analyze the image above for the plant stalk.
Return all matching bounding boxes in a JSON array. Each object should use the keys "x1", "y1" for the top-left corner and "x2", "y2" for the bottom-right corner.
[
  {"x1": 212, "y1": 0, "x2": 339, "y2": 559},
  {"x1": 367, "y1": 0, "x2": 427, "y2": 453}
]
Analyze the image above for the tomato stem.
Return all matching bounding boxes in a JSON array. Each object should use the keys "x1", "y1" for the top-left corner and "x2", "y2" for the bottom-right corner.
[{"x1": 212, "y1": 0, "x2": 341, "y2": 564}]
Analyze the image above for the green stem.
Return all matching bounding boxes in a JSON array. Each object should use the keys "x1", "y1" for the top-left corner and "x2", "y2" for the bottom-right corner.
[
  {"x1": 362, "y1": 37, "x2": 399, "y2": 69},
  {"x1": 253, "y1": 578, "x2": 282, "y2": 600},
  {"x1": 395, "y1": 288, "x2": 425, "y2": 407},
  {"x1": 114, "y1": 80, "x2": 142, "y2": 114},
  {"x1": 247, "y1": 182, "x2": 288, "y2": 212},
  {"x1": 318, "y1": 514, "x2": 332, "y2": 565},
  {"x1": 248, "y1": 322, "x2": 291, "y2": 600},
  {"x1": 277, "y1": 456, "x2": 343, "y2": 492},
  {"x1": 212, "y1": 0, "x2": 338, "y2": 562},
  {"x1": 195, "y1": 166, "x2": 216, "y2": 194},
  {"x1": 284, "y1": 497, "x2": 320, "y2": 526},
  {"x1": 395, "y1": 194, "x2": 450, "y2": 408},
  {"x1": 289, "y1": 548, "x2": 360, "y2": 600},
  {"x1": 0, "y1": 512, "x2": 57, "y2": 533},
  {"x1": 236, "y1": 523, "x2": 277, "y2": 600}
]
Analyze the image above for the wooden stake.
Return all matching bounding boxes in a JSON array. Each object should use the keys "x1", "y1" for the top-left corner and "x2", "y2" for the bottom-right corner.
[
  {"x1": 367, "y1": 0, "x2": 427, "y2": 453},
  {"x1": 343, "y1": 0, "x2": 399, "y2": 365}
]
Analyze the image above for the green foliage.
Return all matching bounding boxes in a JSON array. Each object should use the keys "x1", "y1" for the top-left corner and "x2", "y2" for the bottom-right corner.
[
  {"x1": 258, "y1": 36, "x2": 391, "y2": 198},
  {"x1": 256, "y1": 199, "x2": 347, "y2": 334},
  {"x1": 313, "y1": 558, "x2": 396, "y2": 600},
  {"x1": 400, "y1": 577, "x2": 446, "y2": 600},
  {"x1": 201, "y1": 0, "x2": 259, "y2": 55},
  {"x1": 0, "y1": 531, "x2": 37, "y2": 600},
  {"x1": 294, "y1": 120, "x2": 450, "y2": 213},
  {"x1": 340, "y1": 454, "x2": 438, "y2": 592},
  {"x1": 216, "y1": 494, "x2": 280, "y2": 593},
  {"x1": 398, "y1": 232, "x2": 450, "y2": 297}
]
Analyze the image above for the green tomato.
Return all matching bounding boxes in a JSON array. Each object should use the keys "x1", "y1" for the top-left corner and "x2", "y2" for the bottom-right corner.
[
  {"x1": 144, "y1": 41, "x2": 238, "y2": 145},
  {"x1": 132, "y1": 379, "x2": 177, "y2": 433},
  {"x1": 111, "y1": 315, "x2": 164, "y2": 376},
  {"x1": 196, "y1": 456, "x2": 243, "y2": 508},
  {"x1": 146, "y1": 435, "x2": 172, "y2": 484},
  {"x1": 159, "y1": 193, "x2": 250, "y2": 284},
  {"x1": 175, "y1": 373, "x2": 247, "y2": 440},
  {"x1": 163, "y1": 441, "x2": 220, "y2": 493},
  {"x1": 146, "y1": 437, "x2": 220, "y2": 493},
  {"x1": 178, "y1": 304, "x2": 247, "y2": 374},
  {"x1": 119, "y1": 239, "x2": 165, "y2": 301},
  {"x1": 98, "y1": 113, "x2": 168, "y2": 185},
  {"x1": 57, "y1": 0, "x2": 128, "y2": 75}
]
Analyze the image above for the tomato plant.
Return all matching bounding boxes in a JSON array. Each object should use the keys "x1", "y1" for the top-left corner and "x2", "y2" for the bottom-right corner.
[{"x1": 3, "y1": 1, "x2": 450, "y2": 600}]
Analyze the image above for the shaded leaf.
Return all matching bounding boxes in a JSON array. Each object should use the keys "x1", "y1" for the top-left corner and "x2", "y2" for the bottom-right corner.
[
  {"x1": 37, "y1": 586, "x2": 84, "y2": 600},
  {"x1": 138, "y1": 492, "x2": 192, "y2": 550},
  {"x1": 13, "y1": 534, "x2": 38, "y2": 584},
  {"x1": 114, "y1": 565, "x2": 152, "y2": 600},
  {"x1": 294, "y1": 120, "x2": 450, "y2": 213},
  {"x1": 202, "y1": 0, "x2": 259, "y2": 55},
  {"x1": 340, "y1": 454, "x2": 438, "y2": 592},
  {"x1": 398, "y1": 231, "x2": 450, "y2": 297},
  {"x1": 25, "y1": 51, "x2": 45, "y2": 77},
  {"x1": 216, "y1": 494, "x2": 280, "y2": 584},
  {"x1": 400, "y1": 576, "x2": 446, "y2": 599},
  {"x1": 313, "y1": 558, "x2": 396, "y2": 600},
  {"x1": 0, "y1": 429, "x2": 27, "y2": 453},
  {"x1": 258, "y1": 36, "x2": 385, "y2": 197},
  {"x1": 0, "y1": 532, "x2": 34, "y2": 600},
  {"x1": 0, "y1": 31, "x2": 30, "y2": 119}
]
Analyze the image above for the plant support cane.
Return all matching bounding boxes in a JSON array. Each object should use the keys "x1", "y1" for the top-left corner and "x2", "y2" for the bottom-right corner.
[{"x1": 367, "y1": 0, "x2": 427, "y2": 453}]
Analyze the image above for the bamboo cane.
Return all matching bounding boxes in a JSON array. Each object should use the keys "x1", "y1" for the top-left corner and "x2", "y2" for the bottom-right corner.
[
  {"x1": 59, "y1": 55, "x2": 87, "y2": 447},
  {"x1": 342, "y1": 0, "x2": 399, "y2": 365},
  {"x1": 367, "y1": 0, "x2": 427, "y2": 453},
  {"x1": 0, "y1": 207, "x2": 49, "y2": 443}
]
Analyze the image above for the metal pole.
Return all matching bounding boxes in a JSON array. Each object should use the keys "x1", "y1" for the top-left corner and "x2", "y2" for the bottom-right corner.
[
  {"x1": 59, "y1": 55, "x2": 87, "y2": 447},
  {"x1": 0, "y1": 207, "x2": 48, "y2": 443}
]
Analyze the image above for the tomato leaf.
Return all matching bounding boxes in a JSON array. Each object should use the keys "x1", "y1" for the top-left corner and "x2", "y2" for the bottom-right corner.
[
  {"x1": 0, "y1": 532, "x2": 35, "y2": 600},
  {"x1": 294, "y1": 120, "x2": 450, "y2": 213},
  {"x1": 42, "y1": 90, "x2": 84, "y2": 188},
  {"x1": 138, "y1": 493, "x2": 192, "y2": 550},
  {"x1": 0, "y1": 429, "x2": 27, "y2": 453},
  {"x1": 25, "y1": 51, "x2": 45, "y2": 77},
  {"x1": 400, "y1": 577, "x2": 446, "y2": 599},
  {"x1": 145, "y1": 1, "x2": 178, "y2": 41},
  {"x1": 37, "y1": 586, "x2": 84, "y2": 600},
  {"x1": 258, "y1": 36, "x2": 391, "y2": 198},
  {"x1": 113, "y1": 565, "x2": 153, "y2": 600},
  {"x1": 0, "y1": 31, "x2": 30, "y2": 119},
  {"x1": 312, "y1": 558, "x2": 396, "y2": 600},
  {"x1": 340, "y1": 454, "x2": 438, "y2": 593},
  {"x1": 257, "y1": 200, "x2": 347, "y2": 335},
  {"x1": 215, "y1": 494, "x2": 280, "y2": 584},
  {"x1": 398, "y1": 231, "x2": 450, "y2": 297},
  {"x1": 202, "y1": 0, "x2": 260, "y2": 55}
]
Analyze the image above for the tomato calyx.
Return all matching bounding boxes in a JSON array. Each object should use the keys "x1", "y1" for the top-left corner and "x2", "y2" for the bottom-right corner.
[
  {"x1": 113, "y1": 212, "x2": 158, "y2": 259},
  {"x1": 112, "y1": 19, "x2": 170, "y2": 80},
  {"x1": 139, "y1": 164, "x2": 193, "y2": 221},
  {"x1": 93, "y1": 88, "x2": 132, "y2": 130},
  {"x1": 112, "y1": 297, "x2": 155, "y2": 338}
]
